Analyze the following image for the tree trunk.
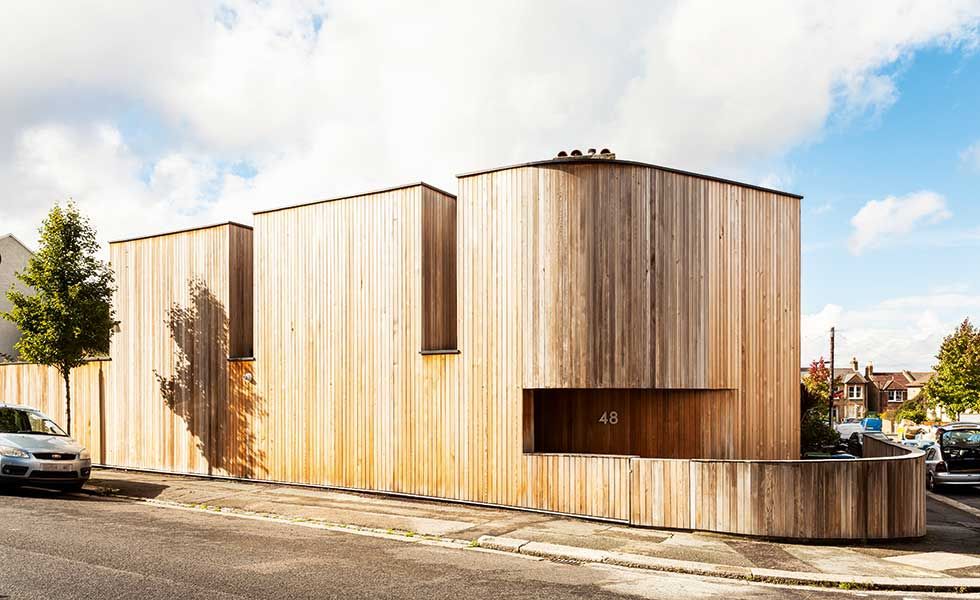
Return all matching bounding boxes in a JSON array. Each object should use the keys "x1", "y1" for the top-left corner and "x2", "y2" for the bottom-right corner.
[{"x1": 63, "y1": 368, "x2": 72, "y2": 436}]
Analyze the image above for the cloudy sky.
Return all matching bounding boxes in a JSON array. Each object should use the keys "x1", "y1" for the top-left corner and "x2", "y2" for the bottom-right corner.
[{"x1": 2, "y1": 1, "x2": 979, "y2": 370}]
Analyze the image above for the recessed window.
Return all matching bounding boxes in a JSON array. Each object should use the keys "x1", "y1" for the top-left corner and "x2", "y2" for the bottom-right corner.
[
  {"x1": 523, "y1": 388, "x2": 732, "y2": 458},
  {"x1": 421, "y1": 192, "x2": 457, "y2": 352}
]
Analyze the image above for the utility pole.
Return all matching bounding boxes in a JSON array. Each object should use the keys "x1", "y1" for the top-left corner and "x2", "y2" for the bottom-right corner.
[{"x1": 828, "y1": 327, "x2": 836, "y2": 428}]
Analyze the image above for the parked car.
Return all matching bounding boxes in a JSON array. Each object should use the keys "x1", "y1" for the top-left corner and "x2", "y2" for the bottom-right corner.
[
  {"x1": 835, "y1": 418, "x2": 864, "y2": 440},
  {"x1": 925, "y1": 423, "x2": 980, "y2": 492},
  {"x1": 900, "y1": 439, "x2": 935, "y2": 451},
  {"x1": 846, "y1": 431, "x2": 892, "y2": 457},
  {"x1": 802, "y1": 451, "x2": 857, "y2": 460},
  {"x1": 0, "y1": 404, "x2": 92, "y2": 492},
  {"x1": 860, "y1": 416, "x2": 882, "y2": 432}
]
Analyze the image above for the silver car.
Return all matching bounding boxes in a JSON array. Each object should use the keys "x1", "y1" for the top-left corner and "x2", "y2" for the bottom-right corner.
[
  {"x1": 925, "y1": 423, "x2": 980, "y2": 492},
  {"x1": 0, "y1": 404, "x2": 92, "y2": 492}
]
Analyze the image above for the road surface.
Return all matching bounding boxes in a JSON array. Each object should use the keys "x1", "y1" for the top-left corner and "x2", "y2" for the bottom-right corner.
[
  {"x1": 0, "y1": 485, "x2": 950, "y2": 600},
  {"x1": 940, "y1": 484, "x2": 980, "y2": 512}
]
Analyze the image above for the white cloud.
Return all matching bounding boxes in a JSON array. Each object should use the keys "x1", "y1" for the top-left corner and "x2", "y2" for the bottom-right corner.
[
  {"x1": 802, "y1": 292, "x2": 980, "y2": 371},
  {"x1": 0, "y1": 1, "x2": 979, "y2": 249},
  {"x1": 810, "y1": 202, "x2": 833, "y2": 215},
  {"x1": 847, "y1": 191, "x2": 952, "y2": 255},
  {"x1": 0, "y1": 123, "x2": 223, "y2": 250},
  {"x1": 962, "y1": 141, "x2": 980, "y2": 171}
]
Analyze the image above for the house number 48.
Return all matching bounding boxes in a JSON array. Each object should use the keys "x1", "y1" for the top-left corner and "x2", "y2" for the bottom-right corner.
[{"x1": 598, "y1": 411, "x2": 619, "y2": 425}]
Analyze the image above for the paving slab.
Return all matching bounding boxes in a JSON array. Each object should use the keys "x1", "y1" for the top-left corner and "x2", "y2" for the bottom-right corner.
[
  {"x1": 780, "y1": 544, "x2": 945, "y2": 578},
  {"x1": 884, "y1": 551, "x2": 980, "y2": 572}
]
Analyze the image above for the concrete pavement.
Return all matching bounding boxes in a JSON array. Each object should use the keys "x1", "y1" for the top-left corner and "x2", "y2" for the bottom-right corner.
[
  {"x1": 0, "y1": 484, "x2": 919, "y2": 600},
  {"x1": 65, "y1": 468, "x2": 980, "y2": 593}
]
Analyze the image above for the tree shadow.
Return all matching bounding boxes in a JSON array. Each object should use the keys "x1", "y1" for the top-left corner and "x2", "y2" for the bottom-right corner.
[{"x1": 154, "y1": 278, "x2": 264, "y2": 479}]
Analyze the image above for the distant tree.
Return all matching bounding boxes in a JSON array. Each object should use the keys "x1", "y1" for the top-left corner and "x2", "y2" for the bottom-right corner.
[
  {"x1": 802, "y1": 358, "x2": 831, "y2": 408},
  {"x1": 0, "y1": 203, "x2": 117, "y2": 434},
  {"x1": 800, "y1": 358, "x2": 839, "y2": 453},
  {"x1": 895, "y1": 399, "x2": 927, "y2": 425},
  {"x1": 923, "y1": 319, "x2": 980, "y2": 420}
]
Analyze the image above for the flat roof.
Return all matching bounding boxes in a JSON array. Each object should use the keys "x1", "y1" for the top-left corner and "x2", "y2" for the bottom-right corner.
[
  {"x1": 253, "y1": 181, "x2": 457, "y2": 216},
  {"x1": 109, "y1": 221, "x2": 253, "y2": 245},
  {"x1": 456, "y1": 157, "x2": 804, "y2": 200}
]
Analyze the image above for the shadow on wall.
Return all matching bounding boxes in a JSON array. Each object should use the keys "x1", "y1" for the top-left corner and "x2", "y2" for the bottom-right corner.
[{"x1": 154, "y1": 278, "x2": 265, "y2": 479}]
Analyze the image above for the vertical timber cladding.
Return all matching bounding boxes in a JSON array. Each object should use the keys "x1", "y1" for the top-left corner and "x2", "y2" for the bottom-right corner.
[
  {"x1": 108, "y1": 223, "x2": 253, "y2": 476},
  {"x1": 251, "y1": 182, "x2": 630, "y2": 519},
  {"x1": 463, "y1": 160, "x2": 800, "y2": 461},
  {"x1": 252, "y1": 184, "x2": 464, "y2": 496}
]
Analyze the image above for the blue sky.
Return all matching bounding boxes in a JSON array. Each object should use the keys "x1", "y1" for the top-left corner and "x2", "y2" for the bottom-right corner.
[
  {"x1": 792, "y1": 45, "x2": 980, "y2": 368},
  {"x1": 800, "y1": 46, "x2": 980, "y2": 309},
  {"x1": 0, "y1": 1, "x2": 978, "y2": 370}
]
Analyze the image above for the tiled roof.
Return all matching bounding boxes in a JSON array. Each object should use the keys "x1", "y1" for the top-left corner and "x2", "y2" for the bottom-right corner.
[
  {"x1": 871, "y1": 372, "x2": 912, "y2": 390},
  {"x1": 799, "y1": 367, "x2": 868, "y2": 384},
  {"x1": 907, "y1": 372, "x2": 935, "y2": 386}
]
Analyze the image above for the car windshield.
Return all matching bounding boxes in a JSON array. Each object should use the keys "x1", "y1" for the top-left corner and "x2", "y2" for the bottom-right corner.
[
  {"x1": 942, "y1": 429, "x2": 980, "y2": 448},
  {"x1": 0, "y1": 407, "x2": 68, "y2": 436}
]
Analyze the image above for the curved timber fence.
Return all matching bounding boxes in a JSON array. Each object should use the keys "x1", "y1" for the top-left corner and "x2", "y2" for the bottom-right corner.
[
  {"x1": 630, "y1": 436, "x2": 926, "y2": 540},
  {"x1": 1, "y1": 361, "x2": 925, "y2": 541}
]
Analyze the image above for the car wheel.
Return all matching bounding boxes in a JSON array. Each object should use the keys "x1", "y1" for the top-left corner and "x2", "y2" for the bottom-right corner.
[{"x1": 926, "y1": 472, "x2": 943, "y2": 493}]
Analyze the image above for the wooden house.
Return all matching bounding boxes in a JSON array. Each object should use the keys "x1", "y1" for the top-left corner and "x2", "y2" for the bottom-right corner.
[{"x1": 0, "y1": 153, "x2": 926, "y2": 539}]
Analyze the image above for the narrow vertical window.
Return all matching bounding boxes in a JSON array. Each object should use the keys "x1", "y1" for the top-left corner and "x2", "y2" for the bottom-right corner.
[{"x1": 421, "y1": 188, "x2": 457, "y2": 352}]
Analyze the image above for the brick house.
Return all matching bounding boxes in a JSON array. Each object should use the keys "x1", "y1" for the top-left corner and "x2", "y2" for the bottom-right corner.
[
  {"x1": 865, "y1": 366, "x2": 932, "y2": 413},
  {"x1": 800, "y1": 358, "x2": 943, "y2": 423},
  {"x1": 800, "y1": 357, "x2": 873, "y2": 422}
]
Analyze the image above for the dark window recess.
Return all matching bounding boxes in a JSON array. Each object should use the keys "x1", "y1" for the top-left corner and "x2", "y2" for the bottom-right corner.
[
  {"x1": 525, "y1": 389, "x2": 633, "y2": 455},
  {"x1": 421, "y1": 192, "x2": 457, "y2": 351},
  {"x1": 523, "y1": 388, "x2": 733, "y2": 458}
]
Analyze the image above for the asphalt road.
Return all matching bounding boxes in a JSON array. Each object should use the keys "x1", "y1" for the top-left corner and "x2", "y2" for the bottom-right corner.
[
  {"x1": 0, "y1": 486, "x2": 950, "y2": 600},
  {"x1": 940, "y1": 484, "x2": 980, "y2": 511}
]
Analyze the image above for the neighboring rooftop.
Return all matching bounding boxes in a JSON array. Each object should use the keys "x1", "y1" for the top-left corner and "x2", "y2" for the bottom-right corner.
[{"x1": 0, "y1": 233, "x2": 34, "y2": 254}]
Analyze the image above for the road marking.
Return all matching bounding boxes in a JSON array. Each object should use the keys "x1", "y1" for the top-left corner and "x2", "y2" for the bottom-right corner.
[{"x1": 927, "y1": 491, "x2": 980, "y2": 520}]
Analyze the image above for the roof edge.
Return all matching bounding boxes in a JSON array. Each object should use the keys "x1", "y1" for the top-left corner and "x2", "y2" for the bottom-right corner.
[
  {"x1": 0, "y1": 233, "x2": 35, "y2": 255},
  {"x1": 253, "y1": 181, "x2": 457, "y2": 216},
  {"x1": 109, "y1": 221, "x2": 253, "y2": 245},
  {"x1": 456, "y1": 157, "x2": 804, "y2": 200}
]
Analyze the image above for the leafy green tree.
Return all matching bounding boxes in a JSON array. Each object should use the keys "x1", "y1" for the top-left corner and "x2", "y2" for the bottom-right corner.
[
  {"x1": 802, "y1": 358, "x2": 831, "y2": 407},
  {"x1": 923, "y1": 319, "x2": 980, "y2": 420},
  {"x1": 895, "y1": 398, "x2": 927, "y2": 424},
  {"x1": 800, "y1": 358, "x2": 840, "y2": 453},
  {"x1": 1, "y1": 203, "x2": 117, "y2": 434}
]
